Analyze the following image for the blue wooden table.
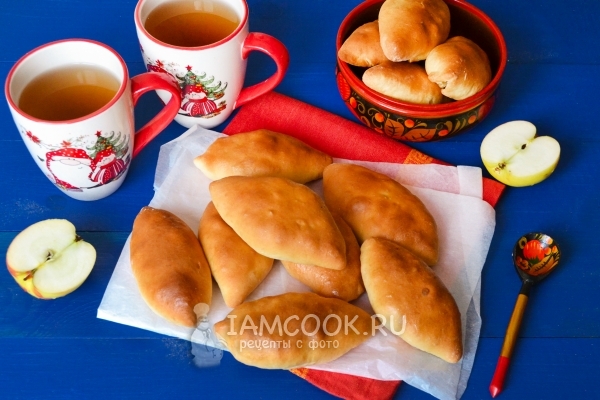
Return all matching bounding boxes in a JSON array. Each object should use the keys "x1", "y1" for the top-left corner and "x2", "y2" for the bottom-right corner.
[{"x1": 1, "y1": 1, "x2": 598, "y2": 399}]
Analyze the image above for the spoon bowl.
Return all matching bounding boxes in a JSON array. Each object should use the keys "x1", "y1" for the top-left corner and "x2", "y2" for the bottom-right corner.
[{"x1": 513, "y1": 232, "x2": 561, "y2": 284}]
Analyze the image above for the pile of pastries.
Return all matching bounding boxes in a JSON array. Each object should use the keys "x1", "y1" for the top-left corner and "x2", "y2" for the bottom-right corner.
[
  {"x1": 129, "y1": 129, "x2": 463, "y2": 369},
  {"x1": 338, "y1": 0, "x2": 491, "y2": 104}
]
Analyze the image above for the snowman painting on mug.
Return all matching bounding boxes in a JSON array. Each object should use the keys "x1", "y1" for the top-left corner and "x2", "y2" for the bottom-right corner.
[
  {"x1": 24, "y1": 128, "x2": 130, "y2": 192},
  {"x1": 145, "y1": 56, "x2": 227, "y2": 119}
]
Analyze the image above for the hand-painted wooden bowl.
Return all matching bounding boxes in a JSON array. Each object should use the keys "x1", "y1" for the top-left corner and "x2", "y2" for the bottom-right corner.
[{"x1": 336, "y1": 0, "x2": 507, "y2": 142}]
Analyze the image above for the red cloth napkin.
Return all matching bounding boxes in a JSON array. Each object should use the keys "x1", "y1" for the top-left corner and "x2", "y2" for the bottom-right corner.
[{"x1": 223, "y1": 92, "x2": 505, "y2": 399}]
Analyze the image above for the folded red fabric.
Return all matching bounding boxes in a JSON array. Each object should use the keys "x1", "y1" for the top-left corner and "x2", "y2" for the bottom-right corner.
[
  {"x1": 223, "y1": 91, "x2": 505, "y2": 399},
  {"x1": 291, "y1": 368, "x2": 401, "y2": 400}
]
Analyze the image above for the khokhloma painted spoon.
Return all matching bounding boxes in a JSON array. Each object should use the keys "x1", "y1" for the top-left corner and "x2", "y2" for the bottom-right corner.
[{"x1": 489, "y1": 232, "x2": 561, "y2": 397}]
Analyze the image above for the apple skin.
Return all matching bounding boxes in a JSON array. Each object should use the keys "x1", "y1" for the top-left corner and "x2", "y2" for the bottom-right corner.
[
  {"x1": 480, "y1": 121, "x2": 561, "y2": 187},
  {"x1": 6, "y1": 265, "x2": 55, "y2": 299},
  {"x1": 6, "y1": 263, "x2": 89, "y2": 299},
  {"x1": 5, "y1": 219, "x2": 96, "y2": 299}
]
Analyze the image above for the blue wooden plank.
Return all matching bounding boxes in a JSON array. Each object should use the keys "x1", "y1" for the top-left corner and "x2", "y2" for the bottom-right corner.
[
  {"x1": 465, "y1": 337, "x2": 600, "y2": 399},
  {"x1": 0, "y1": 337, "x2": 334, "y2": 399},
  {"x1": 0, "y1": 1, "x2": 141, "y2": 63},
  {"x1": 0, "y1": 337, "x2": 596, "y2": 399},
  {"x1": 469, "y1": 0, "x2": 600, "y2": 64},
  {"x1": 1, "y1": 0, "x2": 600, "y2": 64}
]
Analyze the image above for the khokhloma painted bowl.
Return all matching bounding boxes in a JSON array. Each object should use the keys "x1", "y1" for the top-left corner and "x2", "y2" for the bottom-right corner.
[{"x1": 336, "y1": 0, "x2": 507, "y2": 142}]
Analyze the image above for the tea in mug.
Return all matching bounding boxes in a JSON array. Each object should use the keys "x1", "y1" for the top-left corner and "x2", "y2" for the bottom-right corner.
[
  {"x1": 144, "y1": 1, "x2": 239, "y2": 47},
  {"x1": 18, "y1": 65, "x2": 120, "y2": 121}
]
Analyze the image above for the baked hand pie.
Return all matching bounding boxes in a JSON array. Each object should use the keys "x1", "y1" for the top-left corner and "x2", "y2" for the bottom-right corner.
[
  {"x1": 361, "y1": 237, "x2": 462, "y2": 363},
  {"x1": 425, "y1": 36, "x2": 492, "y2": 100},
  {"x1": 214, "y1": 292, "x2": 373, "y2": 369},
  {"x1": 338, "y1": 20, "x2": 388, "y2": 67},
  {"x1": 198, "y1": 202, "x2": 274, "y2": 308},
  {"x1": 362, "y1": 61, "x2": 443, "y2": 105},
  {"x1": 378, "y1": 0, "x2": 450, "y2": 62},
  {"x1": 130, "y1": 207, "x2": 212, "y2": 327},
  {"x1": 194, "y1": 129, "x2": 332, "y2": 183},
  {"x1": 323, "y1": 162, "x2": 438, "y2": 266},
  {"x1": 209, "y1": 175, "x2": 347, "y2": 270}
]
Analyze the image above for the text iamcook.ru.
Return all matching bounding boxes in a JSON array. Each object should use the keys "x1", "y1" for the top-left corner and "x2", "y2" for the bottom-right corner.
[{"x1": 223, "y1": 313, "x2": 407, "y2": 352}]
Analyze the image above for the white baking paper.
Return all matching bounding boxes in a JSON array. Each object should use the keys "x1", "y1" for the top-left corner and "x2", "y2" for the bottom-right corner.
[{"x1": 97, "y1": 125, "x2": 496, "y2": 400}]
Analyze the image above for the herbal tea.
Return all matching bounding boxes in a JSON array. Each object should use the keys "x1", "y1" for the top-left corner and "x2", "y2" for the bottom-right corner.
[
  {"x1": 144, "y1": 1, "x2": 239, "y2": 47},
  {"x1": 18, "y1": 65, "x2": 120, "y2": 121}
]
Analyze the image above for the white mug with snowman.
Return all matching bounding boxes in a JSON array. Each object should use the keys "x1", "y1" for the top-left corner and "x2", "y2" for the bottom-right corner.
[
  {"x1": 5, "y1": 39, "x2": 182, "y2": 201},
  {"x1": 134, "y1": 0, "x2": 289, "y2": 129}
]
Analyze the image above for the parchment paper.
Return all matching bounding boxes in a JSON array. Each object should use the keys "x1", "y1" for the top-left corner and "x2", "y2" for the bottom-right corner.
[{"x1": 97, "y1": 125, "x2": 496, "y2": 400}]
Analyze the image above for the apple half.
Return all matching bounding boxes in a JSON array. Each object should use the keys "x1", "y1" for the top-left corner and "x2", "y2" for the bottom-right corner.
[
  {"x1": 6, "y1": 219, "x2": 96, "y2": 299},
  {"x1": 480, "y1": 120, "x2": 561, "y2": 187}
]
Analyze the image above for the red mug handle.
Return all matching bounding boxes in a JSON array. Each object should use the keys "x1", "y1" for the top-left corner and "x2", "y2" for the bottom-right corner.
[
  {"x1": 235, "y1": 32, "x2": 289, "y2": 108},
  {"x1": 130, "y1": 72, "x2": 181, "y2": 158}
]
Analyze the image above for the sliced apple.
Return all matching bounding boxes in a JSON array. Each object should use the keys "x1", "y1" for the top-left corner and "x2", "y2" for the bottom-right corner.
[
  {"x1": 480, "y1": 120, "x2": 561, "y2": 187},
  {"x1": 6, "y1": 219, "x2": 96, "y2": 299}
]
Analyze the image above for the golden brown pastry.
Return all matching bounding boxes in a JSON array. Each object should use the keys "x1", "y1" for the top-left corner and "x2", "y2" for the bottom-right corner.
[
  {"x1": 361, "y1": 237, "x2": 462, "y2": 363},
  {"x1": 323, "y1": 163, "x2": 438, "y2": 266},
  {"x1": 214, "y1": 292, "x2": 373, "y2": 369},
  {"x1": 378, "y1": 0, "x2": 451, "y2": 62},
  {"x1": 194, "y1": 129, "x2": 332, "y2": 183},
  {"x1": 198, "y1": 202, "x2": 274, "y2": 308},
  {"x1": 425, "y1": 36, "x2": 492, "y2": 100},
  {"x1": 209, "y1": 175, "x2": 346, "y2": 270},
  {"x1": 130, "y1": 207, "x2": 212, "y2": 327},
  {"x1": 362, "y1": 61, "x2": 443, "y2": 105},
  {"x1": 338, "y1": 20, "x2": 388, "y2": 67},
  {"x1": 281, "y1": 214, "x2": 365, "y2": 302}
]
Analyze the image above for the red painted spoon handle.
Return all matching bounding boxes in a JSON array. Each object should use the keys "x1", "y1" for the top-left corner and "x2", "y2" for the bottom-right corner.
[{"x1": 489, "y1": 292, "x2": 529, "y2": 397}]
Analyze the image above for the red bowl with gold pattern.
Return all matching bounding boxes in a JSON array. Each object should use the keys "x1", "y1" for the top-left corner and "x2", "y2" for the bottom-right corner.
[{"x1": 336, "y1": 0, "x2": 507, "y2": 142}]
